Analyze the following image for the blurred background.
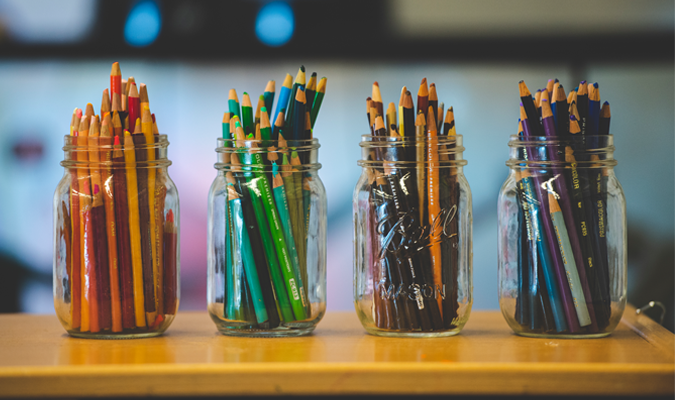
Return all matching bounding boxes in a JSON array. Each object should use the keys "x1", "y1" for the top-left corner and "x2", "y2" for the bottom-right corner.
[{"x1": 0, "y1": 0, "x2": 672, "y2": 331}]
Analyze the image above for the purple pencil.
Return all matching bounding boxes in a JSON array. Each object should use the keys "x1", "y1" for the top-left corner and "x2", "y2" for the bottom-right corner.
[
  {"x1": 520, "y1": 104, "x2": 580, "y2": 332},
  {"x1": 540, "y1": 94, "x2": 598, "y2": 332}
]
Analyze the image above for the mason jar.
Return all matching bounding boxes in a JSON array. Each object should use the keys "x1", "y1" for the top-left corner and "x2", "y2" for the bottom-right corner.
[
  {"x1": 207, "y1": 138, "x2": 326, "y2": 337},
  {"x1": 354, "y1": 134, "x2": 473, "y2": 337},
  {"x1": 498, "y1": 134, "x2": 626, "y2": 338},
  {"x1": 53, "y1": 133, "x2": 180, "y2": 339}
]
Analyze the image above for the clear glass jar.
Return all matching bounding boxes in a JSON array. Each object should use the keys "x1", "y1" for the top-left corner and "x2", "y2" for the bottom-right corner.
[
  {"x1": 498, "y1": 134, "x2": 626, "y2": 338},
  {"x1": 354, "y1": 135, "x2": 473, "y2": 337},
  {"x1": 207, "y1": 138, "x2": 327, "y2": 337},
  {"x1": 53, "y1": 134, "x2": 180, "y2": 339}
]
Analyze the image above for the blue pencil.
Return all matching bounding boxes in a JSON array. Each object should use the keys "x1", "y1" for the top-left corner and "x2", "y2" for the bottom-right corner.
[
  {"x1": 586, "y1": 83, "x2": 601, "y2": 136},
  {"x1": 272, "y1": 73, "x2": 293, "y2": 127}
]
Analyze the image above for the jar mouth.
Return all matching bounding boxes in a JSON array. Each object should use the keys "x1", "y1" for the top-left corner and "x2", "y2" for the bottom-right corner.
[
  {"x1": 506, "y1": 134, "x2": 617, "y2": 168},
  {"x1": 216, "y1": 138, "x2": 320, "y2": 152},
  {"x1": 215, "y1": 138, "x2": 321, "y2": 172},
  {"x1": 63, "y1": 134, "x2": 169, "y2": 150},
  {"x1": 357, "y1": 159, "x2": 467, "y2": 168},
  {"x1": 61, "y1": 134, "x2": 172, "y2": 169},
  {"x1": 359, "y1": 134, "x2": 465, "y2": 148},
  {"x1": 358, "y1": 134, "x2": 467, "y2": 168},
  {"x1": 507, "y1": 134, "x2": 614, "y2": 148}
]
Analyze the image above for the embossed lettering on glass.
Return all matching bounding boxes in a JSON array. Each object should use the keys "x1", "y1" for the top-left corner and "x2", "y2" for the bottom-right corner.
[{"x1": 354, "y1": 135, "x2": 472, "y2": 337}]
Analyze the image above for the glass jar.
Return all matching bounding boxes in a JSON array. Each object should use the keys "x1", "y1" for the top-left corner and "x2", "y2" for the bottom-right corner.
[
  {"x1": 498, "y1": 134, "x2": 626, "y2": 338},
  {"x1": 53, "y1": 134, "x2": 180, "y2": 339},
  {"x1": 207, "y1": 138, "x2": 326, "y2": 337},
  {"x1": 354, "y1": 135, "x2": 473, "y2": 337}
]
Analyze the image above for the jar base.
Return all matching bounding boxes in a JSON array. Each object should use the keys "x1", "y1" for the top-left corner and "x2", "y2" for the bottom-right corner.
[
  {"x1": 363, "y1": 327, "x2": 463, "y2": 338},
  {"x1": 67, "y1": 330, "x2": 166, "y2": 340},
  {"x1": 215, "y1": 326, "x2": 316, "y2": 338},
  {"x1": 513, "y1": 331, "x2": 613, "y2": 339}
]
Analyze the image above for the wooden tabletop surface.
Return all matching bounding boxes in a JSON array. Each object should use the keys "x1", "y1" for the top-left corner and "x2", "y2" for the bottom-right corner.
[{"x1": 0, "y1": 305, "x2": 673, "y2": 397}]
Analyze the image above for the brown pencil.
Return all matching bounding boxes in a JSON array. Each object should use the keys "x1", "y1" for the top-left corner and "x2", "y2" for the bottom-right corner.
[
  {"x1": 111, "y1": 113, "x2": 136, "y2": 329},
  {"x1": 89, "y1": 116, "x2": 113, "y2": 331},
  {"x1": 132, "y1": 118, "x2": 156, "y2": 325},
  {"x1": 372, "y1": 81, "x2": 384, "y2": 117}
]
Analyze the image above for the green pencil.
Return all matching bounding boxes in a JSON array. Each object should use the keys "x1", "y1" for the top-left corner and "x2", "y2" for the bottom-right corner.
[
  {"x1": 310, "y1": 77, "x2": 326, "y2": 129},
  {"x1": 285, "y1": 66, "x2": 306, "y2": 136},
  {"x1": 260, "y1": 107, "x2": 273, "y2": 145},
  {"x1": 241, "y1": 92, "x2": 254, "y2": 136},
  {"x1": 249, "y1": 135, "x2": 307, "y2": 320},
  {"x1": 269, "y1": 153, "x2": 309, "y2": 315},
  {"x1": 305, "y1": 72, "x2": 317, "y2": 117},
  {"x1": 289, "y1": 150, "x2": 308, "y2": 291}
]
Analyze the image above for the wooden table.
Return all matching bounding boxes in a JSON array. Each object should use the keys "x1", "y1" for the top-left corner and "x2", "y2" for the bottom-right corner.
[{"x1": 0, "y1": 305, "x2": 673, "y2": 398}]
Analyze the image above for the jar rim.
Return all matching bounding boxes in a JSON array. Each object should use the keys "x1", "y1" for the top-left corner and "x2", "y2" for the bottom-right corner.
[
  {"x1": 357, "y1": 159, "x2": 467, "y2": 168},
  {"x1": 62, "y1": 134, "x2": 169, "y2": 150},
  {"x1": 506, "y1": 134, "x2": 617, "y2": 168},
  {"x1": 508, "y1": 134, "x2": 614, "y2": 147},
  {"x1": 61, "y1": 134, "x2": 172, "y2": 169},
  {"x1": 359, "y1": 134, "x2": 464, "y2": 146},
  {"x1": 216, "y1": 137, "x2": 320, "y2": 152}
]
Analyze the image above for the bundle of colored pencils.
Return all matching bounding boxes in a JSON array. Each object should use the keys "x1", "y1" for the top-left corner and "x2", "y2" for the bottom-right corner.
[
  {"x1": 365, "y1": 79, "x2": 461, "y2": 332},
  {"x1": 514, "y1": 79, "x2": 612, "y2": 334},
  {"x1": 62, "y1": 62, "x2": 177, "y2": 334},
  {"x1": 219, "y1": 66, "x2": 326, "y2": 327}
]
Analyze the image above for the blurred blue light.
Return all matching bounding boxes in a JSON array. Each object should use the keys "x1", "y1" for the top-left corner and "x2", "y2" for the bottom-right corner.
[
  {"x1": 124, "y1": 0, "x2": 161, "y2": 47},
  {"x1": 255, "y1": 2, "x2": 294, "y2": 47}
]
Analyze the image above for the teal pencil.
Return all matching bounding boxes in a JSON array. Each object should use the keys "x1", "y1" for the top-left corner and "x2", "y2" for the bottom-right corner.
[
  {"x1": 228, "y1": 89, "x2": 241, "y2": 120},
  {"x1": 227, "y1": 176, "x2": 269, "y2": 324},
  {"x1": 548, "y1": 192, "x2": 592, "y2": 327},
  {"x1": 263, "y1": 80, "x2": 275, "y2": 119},
  {"x1": 222, "y1": 112, "x2": 230, "y2": 140},
  {"x1": 224, "y1": 189, "x2": 239, "y2": 319}
]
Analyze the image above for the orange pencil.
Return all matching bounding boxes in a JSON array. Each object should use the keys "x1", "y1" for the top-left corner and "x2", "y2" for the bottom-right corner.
[
  {"x1": 100, "y1": 114, "x2": 123, "y2": 332},
  {"x1": 426, "y1": 106, "x2": 442, "y2": 315},
  {"x1": 81, "y1": 180, "x2": 100, "y2": 333},
  {"x1": 101, "y1": 89, "x2": 111, "y2": 120},
  {"x1": 77, "y1": 114, "x2": 92, "y2": 332},
  {"x1": 69, "y1": 109, "x2": 82, "y2": 329}
]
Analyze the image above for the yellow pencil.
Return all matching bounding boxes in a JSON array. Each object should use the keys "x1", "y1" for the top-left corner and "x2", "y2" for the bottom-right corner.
[{"x1": 123, "y1": 129, "x2": 147, "y2": 328}]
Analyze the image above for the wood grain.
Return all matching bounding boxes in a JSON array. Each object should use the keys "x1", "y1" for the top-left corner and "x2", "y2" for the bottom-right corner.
[{"x1": 0, "y1": 306, "x2": 672, "y2": 397}]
